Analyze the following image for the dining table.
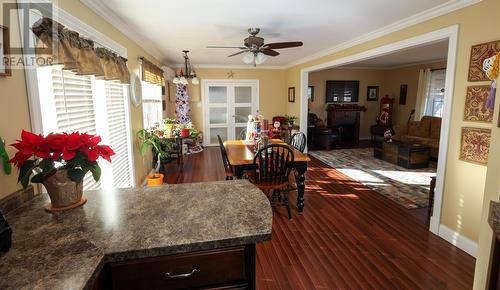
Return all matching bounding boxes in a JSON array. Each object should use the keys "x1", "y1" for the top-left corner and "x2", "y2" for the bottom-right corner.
[{"x1": 223, "y1": 139, "x2": 311, "y2": 213}]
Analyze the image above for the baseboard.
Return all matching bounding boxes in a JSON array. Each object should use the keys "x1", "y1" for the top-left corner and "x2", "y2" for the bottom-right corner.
[{"x1": 438, "y1": 224, "x2": 477, "y2": 257}]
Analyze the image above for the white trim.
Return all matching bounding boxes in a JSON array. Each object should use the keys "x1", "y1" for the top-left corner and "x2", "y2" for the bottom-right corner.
[
  {"x1": 338, "y1": 58, "x2": 448, "y2": 71},
  {"x1": 286, "y1": 0, "x2": 479, "y2": 68},
  {"x1": 438, "y1": 224, "x2": 478, "y2": 257},
  {"x1": 80, "y1": 0, "x2": 164, "y2": 62},
  {"x1": 300, "y1": 25, "x2": 459, "y2": 247}
]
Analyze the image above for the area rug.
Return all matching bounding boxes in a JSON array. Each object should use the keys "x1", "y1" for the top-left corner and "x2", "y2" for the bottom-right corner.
[{"x1": 309, "y1": 148, "x2": 436, "y2": 209}]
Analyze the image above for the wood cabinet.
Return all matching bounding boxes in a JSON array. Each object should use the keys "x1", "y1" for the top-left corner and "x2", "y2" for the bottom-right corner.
[{"x1": 92, "y1": 245, "x2": 255, "y2": 290}]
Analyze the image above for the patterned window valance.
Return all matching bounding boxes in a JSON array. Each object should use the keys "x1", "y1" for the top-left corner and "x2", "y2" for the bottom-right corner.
[
  {"x1": 141, "y1": 57, "x2": 164, "y2": 86},
  {"x1": 31, "y1": 17, "x2": 130, "y2": 84}
]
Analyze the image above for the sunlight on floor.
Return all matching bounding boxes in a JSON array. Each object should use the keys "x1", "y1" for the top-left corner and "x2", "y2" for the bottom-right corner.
[
  {"x1": 373, "y1": 170, "x2": 436, "y2": 185},
  {"x1": 337, "y1": 168, "x2": 384, "y2": 183}
]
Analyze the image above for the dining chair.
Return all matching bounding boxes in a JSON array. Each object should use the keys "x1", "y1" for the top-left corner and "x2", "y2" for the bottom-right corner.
[
  {"x1": 217, "y1": 135, "x2": 234, "y2": 180},
  {"x1": 250, "y1": 144, "x2": 295, "y2": 219},
  {"x1": 289, "y1": 132, "x2": 307, "y2": 153}
]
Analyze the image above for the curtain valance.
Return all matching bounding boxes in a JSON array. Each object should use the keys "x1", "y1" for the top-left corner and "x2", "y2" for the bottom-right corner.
[
  {"x1": 141, "y1": 57, "x2": 164, "y2": 86},
  {"x1": 32, "y1": 17, "x2": 130, "y2": 84}
]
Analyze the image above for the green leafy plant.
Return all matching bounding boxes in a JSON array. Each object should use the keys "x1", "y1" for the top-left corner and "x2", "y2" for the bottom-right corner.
[
  {"x1": 137, "y1": 129, "x2": 174, "y2": 158},
  {"x1": 284, "y1": 115, "x2": 298, "y2": 126},
  {"x1": 0, "y1": 137, "x2": 12, "y2": 175}
]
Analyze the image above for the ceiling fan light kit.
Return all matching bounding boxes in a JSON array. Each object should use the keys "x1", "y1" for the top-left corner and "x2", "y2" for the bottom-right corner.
[
  {"x1": 207, "y1": 28, "x2": 303, "y2": 66},
  {"x1": 172, "y1": 50, "x2": 199, "y2": 85}
]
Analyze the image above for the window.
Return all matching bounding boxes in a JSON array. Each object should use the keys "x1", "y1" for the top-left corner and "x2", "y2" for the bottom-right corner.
[
  {"x1": 36, "y1": 66, "x2": 134, "y2": 190},
  {"x1": 141, "y1": 81, "x2": 163, "y2": 129},
  {"x1": 424, "y1": 69, "x2": 446, "y2": 117}
]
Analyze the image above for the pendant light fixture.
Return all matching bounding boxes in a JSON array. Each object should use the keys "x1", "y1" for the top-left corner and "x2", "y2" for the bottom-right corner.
[{"x1": 172, "y1": 50, "x2": 199, "y2": 85}]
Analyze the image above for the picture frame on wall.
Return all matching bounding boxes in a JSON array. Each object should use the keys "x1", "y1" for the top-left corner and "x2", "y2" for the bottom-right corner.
[
  {"x1": 0, "y1": 25, "x2": 11, "y2": 77},
  {"x1": 367, "y1": 86, "x2": 379, "y2": 101},
  {"x1": 288, "y1": 87, "x2": 295, "y2": 103},
  {"x1": 307, "y1": 86, "x2": 314, "y2": 102},
  {"x1": 399, "y1": 84, "x2": 408, "y2": 105},
  {"x1": 468, "y1": 40, "x2": 500, "y2": 82}
]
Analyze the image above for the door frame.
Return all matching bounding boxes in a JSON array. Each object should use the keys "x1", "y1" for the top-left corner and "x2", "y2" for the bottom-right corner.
[
  {"x1": 201, "y1": 79, "x2": 260, "y2": 146},
  {"x1": 299, "y1": 25, "x2": 458, "y2": 239}
]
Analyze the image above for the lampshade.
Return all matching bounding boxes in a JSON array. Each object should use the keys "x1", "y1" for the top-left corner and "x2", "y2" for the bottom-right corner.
[
  {"x1": 191, "y1": 77, "x2": 199, "y2": 85},
  {"x1": 179, "y1": 76, "x2": 188, "y2": 85},
  {"x1": 172, "y1": 76, "x2": 180, "y2": 84},
  {"x1": 255, "y1": 53, "x2": 268, "y2": 65},
  {"x1": 242, "y1": 51, "x2": 255, "y2": 64}
]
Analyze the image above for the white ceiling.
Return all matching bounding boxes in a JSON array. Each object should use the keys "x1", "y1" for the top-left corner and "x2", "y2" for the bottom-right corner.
[
  {"x1": 86, "y1": 0, "x2": 461, "y2": 67},
  {"x1": 339, "y1": 40, "x2": 449, "y2": 68}
]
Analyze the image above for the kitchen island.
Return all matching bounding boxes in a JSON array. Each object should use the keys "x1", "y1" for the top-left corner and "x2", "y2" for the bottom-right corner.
[{"x1": 0, "y1": 180, "x2": 272, "y2": 290}]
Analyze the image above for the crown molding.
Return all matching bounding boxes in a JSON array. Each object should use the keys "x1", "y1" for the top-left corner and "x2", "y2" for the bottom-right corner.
[
  {"x1": 336, "y1": 58, "x2": 448, "y2": 71},
  {"x1": 79, "y1": 0, "x2": 167, "y2": 63},
  {"x1": 285, "y1": 0, "x2": 481, "y2": 68},
  {"x1": 171, "y1": 63, "x2": 287, "y2": 70}
]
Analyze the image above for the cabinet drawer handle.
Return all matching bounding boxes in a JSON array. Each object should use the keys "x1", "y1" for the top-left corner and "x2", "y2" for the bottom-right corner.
[{"x1": 165, "y1": 269, "x2": 198, "y2": 279}]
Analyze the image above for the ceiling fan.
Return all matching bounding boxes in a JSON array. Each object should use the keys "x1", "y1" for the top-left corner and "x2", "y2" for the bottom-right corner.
[{"x1": 207, "y1": 28, "x2": 303, "y2": 66}]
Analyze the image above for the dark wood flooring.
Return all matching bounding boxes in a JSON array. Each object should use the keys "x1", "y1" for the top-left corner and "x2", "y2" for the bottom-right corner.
[{"x1": 163, "y1": 147, "x2": 475, "y2": 290}]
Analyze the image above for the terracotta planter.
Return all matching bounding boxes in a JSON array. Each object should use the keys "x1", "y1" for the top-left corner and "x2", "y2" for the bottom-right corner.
[
  {"x1": 42, "y1": 170, "x2": 86, "y2": 212},
  {"x1": 146, "y1": 173, "x2": 164, "y2": 186},
  {"x1": 181, "y1": 128, "x2": 190, "y2": 138}
]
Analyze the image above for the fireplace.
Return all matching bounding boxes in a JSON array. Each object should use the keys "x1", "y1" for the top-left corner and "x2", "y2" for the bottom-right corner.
[{"x1": 326, "y1": 104, "x2": 367, "y2": 148}]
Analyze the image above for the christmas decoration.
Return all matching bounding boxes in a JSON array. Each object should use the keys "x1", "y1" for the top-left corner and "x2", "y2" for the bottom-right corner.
[{"x1": 175, "y1": 84, "x2": 191, "y2": 124}]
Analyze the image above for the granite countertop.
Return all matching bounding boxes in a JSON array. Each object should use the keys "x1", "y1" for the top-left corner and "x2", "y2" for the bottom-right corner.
[
  {"x1": 489, "y1": 201, "x2": 500, "y2": 235},
  {"x1": 0, "y1": 180, "x2": 272, "y2": 290}
]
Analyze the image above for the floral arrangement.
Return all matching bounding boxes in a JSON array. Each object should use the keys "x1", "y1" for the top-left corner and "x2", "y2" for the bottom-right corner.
[{"x1": 10, "y1": 130, "x2": 115, "y2": 188}]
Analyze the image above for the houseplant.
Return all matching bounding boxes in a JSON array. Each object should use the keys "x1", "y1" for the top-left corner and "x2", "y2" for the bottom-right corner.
[
  {"x1": 137, "y1": 128, "x2": 173, "y2": 185},
  {"x1": 284, "y1": 115, "x2": 298, "y2": 126},
  {"x1": 10, "y1": 130, "x2": 114, "y2": 211}
]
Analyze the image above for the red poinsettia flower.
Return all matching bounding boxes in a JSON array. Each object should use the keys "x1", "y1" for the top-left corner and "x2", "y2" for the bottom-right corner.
[{"x1": 97, "y1": 145, "x2": 115, "y2": 162}]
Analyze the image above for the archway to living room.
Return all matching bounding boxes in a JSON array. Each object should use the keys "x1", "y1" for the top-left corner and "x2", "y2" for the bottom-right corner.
[{"x1": 299, "y1": 26, "x2": 459, "y2": 236}]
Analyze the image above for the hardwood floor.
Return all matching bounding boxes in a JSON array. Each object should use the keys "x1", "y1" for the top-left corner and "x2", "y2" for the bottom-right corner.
[{"x1": 163, "y1": 147, "x2": 475, "y2": 289}]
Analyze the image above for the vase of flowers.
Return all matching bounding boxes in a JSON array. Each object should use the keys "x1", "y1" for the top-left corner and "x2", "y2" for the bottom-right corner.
[{"x1": 10, "y1": 130, "x2": 115, "y2": 211}]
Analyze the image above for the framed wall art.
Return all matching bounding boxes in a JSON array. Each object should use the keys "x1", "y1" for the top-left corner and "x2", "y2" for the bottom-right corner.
[
  {"x1": 459, "y1": 127, "x2": 491, "y2": 165},
  {"x1": 367, "y1": 86, "x2": 379, "y2": 101},
  {"x1": 399, "y1": 84, "x2": 408, "y2": 105},
  {"x1": 463, "y1": 85, "x2": 493, "y2": 123},
  {"x1": 468, "y1": 40, "x2": 500, "y2": 82},
  {"x1": 0, "y1": 25, "x2": 11, "y2": 77},
  {"x1": 288, "y1": 87, "x2": 295, "y2": 103}
]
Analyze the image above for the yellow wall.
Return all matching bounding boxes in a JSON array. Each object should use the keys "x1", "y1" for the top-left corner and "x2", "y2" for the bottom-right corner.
[
  {"x1": 283, "y1": 0, "x2": 500, "y2": 286},
  {"x1": 166, "y1": 68, "x2": 287, "y2": 136},
  {"x1": 0, "y1": 0, "x2": 31, "y2": 199},
  {"x1": 0, "y1": 0, "x2": 162, "y2": 199}
]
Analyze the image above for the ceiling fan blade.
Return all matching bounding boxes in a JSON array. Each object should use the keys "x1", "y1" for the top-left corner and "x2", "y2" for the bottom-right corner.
[
  {"x1": 261, "y1": 49, "x2": 280, "y2": 56},
  {"x1": 228, "y1": 50, "x2": 248, "y2": 57},
  {"x1": 265, "y1": 41, "x2": 303, "y2": 49},
  {"x1": 207, "y1": 46, "x2": 247, "y2": 49}
]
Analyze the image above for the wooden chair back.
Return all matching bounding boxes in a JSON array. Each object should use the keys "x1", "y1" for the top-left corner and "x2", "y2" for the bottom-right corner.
[
  {"x1": 289, "y1": 132, "x2": 307, "y2": 153},
  {"x1": 252, "y1": 144, "x2": 294, "y2": 188},
  {"x1": 217, "y1": 135, "x2": 233, "y2": 175}
]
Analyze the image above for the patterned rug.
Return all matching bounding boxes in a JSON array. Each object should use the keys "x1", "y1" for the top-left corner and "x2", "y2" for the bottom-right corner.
[{"x1": 309, "y1": 148, "x2": 436, "y2": 209}]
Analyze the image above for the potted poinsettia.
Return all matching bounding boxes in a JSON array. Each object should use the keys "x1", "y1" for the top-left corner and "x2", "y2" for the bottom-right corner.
[{"x1": 10, "y1": 130, "x2": 115, "y2": 211}]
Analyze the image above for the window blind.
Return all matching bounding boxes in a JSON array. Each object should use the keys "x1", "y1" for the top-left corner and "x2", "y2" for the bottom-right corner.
[
  {"x1": 105, "y1": 81, "x2": 132, "y2": 188},
  {"x1": 51, "y1": 68, "x2": 100, "y2": 190}
]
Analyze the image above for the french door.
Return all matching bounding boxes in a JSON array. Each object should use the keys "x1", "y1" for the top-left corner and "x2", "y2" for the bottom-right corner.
[{"x1": 203, "y1": 80, "x2": 259, "y2": 146}]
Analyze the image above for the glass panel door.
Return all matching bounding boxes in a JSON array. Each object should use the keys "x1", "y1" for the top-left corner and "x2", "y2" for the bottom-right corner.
[
  {"x1": 233, "y1": 85, "x2": 255, "y2": 141},
  {"x1": 206, "y1": 85, "x2": 229, "y2": 145},
  {"x1": 204, "y1": 81, "x2": 258, "y2": 145}
]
